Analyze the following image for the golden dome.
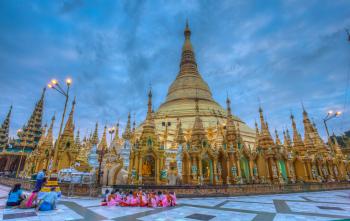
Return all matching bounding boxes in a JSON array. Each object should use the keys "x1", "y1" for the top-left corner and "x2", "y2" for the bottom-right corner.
[{"x1": 152, "y1": 22, "x2": 255, "y2": 146}]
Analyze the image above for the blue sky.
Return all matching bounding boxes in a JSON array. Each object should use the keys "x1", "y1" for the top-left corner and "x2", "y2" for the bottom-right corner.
[{"x1": 0, "y1": 0, "x2": 349, "y2": 140}]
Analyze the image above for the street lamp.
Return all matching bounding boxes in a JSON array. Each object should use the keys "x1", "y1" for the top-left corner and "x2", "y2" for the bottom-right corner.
[
  {"x1": 323, "y1": 110, "x2": 342, "y2": 139},
  {"x1": 15, "y1": 129, "x2": 25, "y2": 178},
  {"x1": 105, "y1": 126, "x2": 115, "y2": 186},
  {"x1": 47, "y1": 78, "x2": 72, "y2": 173}
]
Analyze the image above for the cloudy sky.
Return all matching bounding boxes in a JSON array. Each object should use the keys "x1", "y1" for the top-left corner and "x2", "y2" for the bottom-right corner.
[{"x1": 0, "y1": 0, "x2": 349, "y2": 140}]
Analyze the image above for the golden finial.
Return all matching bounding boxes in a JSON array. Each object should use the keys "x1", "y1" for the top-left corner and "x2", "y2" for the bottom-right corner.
[{"x1": 184, "y1": 18, "x2": 191, "y2": 39}]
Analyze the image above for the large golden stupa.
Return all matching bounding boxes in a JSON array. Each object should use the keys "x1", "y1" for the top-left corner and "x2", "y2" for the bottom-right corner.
[{"x1": 151, "y1": 22, "x2": 255, "y2": 147}]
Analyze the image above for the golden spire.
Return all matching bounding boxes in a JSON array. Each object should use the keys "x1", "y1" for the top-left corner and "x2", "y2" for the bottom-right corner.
[
  {"x1": 98, "y1": 125, "x2": 108, "y2": 151},
  {"x1": 62, "y1": 97, "x2": 75, "y2": 137},
  {"x1": 17, "y1": 88, "x2": 46, "y2": 149},
  {"x1": 139, "y1": 88, "x2": 159, "y2": 149},
  {"x1": 58, "y1": 98, "x2": 76, "y2": 150},
  {"x1": 180, "y1": 19, "x2": 197, "y2": 76},
  {"x1": 141, "y1": 88, "x2": 156, "y2": 137},
  {"x1": 122, "y1": 112, "x2": 132, "y2": 140},
  {"x1": 331, "y1": 133, "x2": 343, "y2": 154},
  {"x1": 225, "y1": 97, "x2": 237, "y2": 145},
  {"x1": 112, "y1": 120, "x2": 120, "y2": 142},
  {"x1": 258, "y1": 106, "x2": 274, "y2": 148},
  {"x1": 91, "y1": 122, "x2": 99, "y2": 145},
  {"x1": 254, "y1": 120, "x2": 260, "y2": 148},
  {"x1": 163, "y1": 20, "x2": 214, "y2": 105},
  {"x1": 175, "y1": 119, "x2": 185, "y2": 144},
  {"x1": 290, "y1": 113, "x2": 304, "y2": 150},
  {"x1": 75, "y1": 129, "x2": 81, "y2": 149},
  {"x1": 0, "y1": 105, "x2": 12, "y2": 150},
  {"x1": 43, "y1": 115, "x2": 55, "y2": 152},
  {"x1": 147, "y1": 88, "x2": 153, "y2": 120},
  {"x1": 283, "y1": 129, "x2": 292, "y2": 149},
  {"x1": 275, "y1": 129, "x2": 281, "y2": 146},
  {"x1": 190, "y1": 98, "x2": 207, "y2": 148}
]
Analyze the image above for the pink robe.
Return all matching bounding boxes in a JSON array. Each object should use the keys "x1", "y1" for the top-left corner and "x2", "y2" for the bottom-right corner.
[
  {"x1": 162, "y1": 195, "x2": 169, "y2": 207},
  {"x1": 139, "y1": 193, "x2": 148, "y2": 207},
  {"x1": 170, "y1": 193, "x2": 177, "y2": 206},
  {"x1": 130, "y1": 196, "x2": 139, "y2": 206},
  {"x1": 115, "y1": 194, "x2": 122, "y2": 205},
  {"x1": 107, "y1": 195, "x2": 117, "y2": 206},
  {"x1": 149, "y1": 196, "x2": 157, "y2": 208}
]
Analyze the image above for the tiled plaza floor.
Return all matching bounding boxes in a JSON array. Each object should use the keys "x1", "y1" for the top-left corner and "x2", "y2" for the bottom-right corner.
[{"x1": 1, "y1": 185, "x2": 350, "y2": 221}]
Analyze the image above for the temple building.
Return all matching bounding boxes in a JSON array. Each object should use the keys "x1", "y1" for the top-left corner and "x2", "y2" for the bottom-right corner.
[
  {"x1": 0, "y1": 88, "x2": 45, "y2": 175},
  {"x1": 0, "y1": 21, "x2": 349, "y2": 186}
]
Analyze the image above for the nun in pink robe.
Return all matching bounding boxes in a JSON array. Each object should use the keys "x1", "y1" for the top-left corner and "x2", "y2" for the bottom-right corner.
[
  {"x1": 169, "y1": 192, "x2": 177, "y2": 206},
  {"x1": 148, "y1": 192, "x2": 158, "y2": 208}
]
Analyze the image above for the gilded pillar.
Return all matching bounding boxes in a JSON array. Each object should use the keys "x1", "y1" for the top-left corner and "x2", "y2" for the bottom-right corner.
[
  {"x1": 249, "y1": 159, "x2": 254, "y2": 180},
  {"x1": 156, "y1": 158, "x2": 160, "y2": 184},
  {"x1": 213, "y1": 158, "x2": 217, "y2": 185},
  {"x1": 198, "y1": 156, "x2": 203, "y2": 180}
]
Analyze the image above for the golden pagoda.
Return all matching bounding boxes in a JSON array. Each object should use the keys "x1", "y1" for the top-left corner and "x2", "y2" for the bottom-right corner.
[
  {"x1": 0, "y1": 88, "x2": 45, "y2": 174},
  {"x1": 128, "y1": 89, "x2": 167, "y2": 185},
  {"x1": 150, "y1": 21, "x2": 255, "y2": 151},
  {"x1": 0, "y1": 105, "x2": 11, "y2": 151},
  {"x1": 2, "y1": 21, "x2": 350, "y2": 186},
  {"x1": 56, "y1": 98, "x2": 79, "y2": 169}
]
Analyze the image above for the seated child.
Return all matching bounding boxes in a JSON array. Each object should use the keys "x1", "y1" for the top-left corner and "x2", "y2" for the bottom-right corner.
[
  {"x1": 169, "y1": 191, "x2": 177, "y2": 206},
  {"x1": 130, "y1": 192, "x2": 139, "y2": 207},
  {"x1": 157, "y1": 191, "x2": 164, "y2": 207},
  {"x1": 138, "y1": 189, "x2": 148, "y2": 207},
  {"x1": 6, "y1": 183, "x2": 26, "y2": 207},
  {"x1": 107, "y1": 190, "x2": 117, "y2": 206},
  {"x1": 147, "y1": 192, "x2": 158, "y2": 208},
  {"x1": 101, "y1": 189, "x2": 110, "y2": 206}
]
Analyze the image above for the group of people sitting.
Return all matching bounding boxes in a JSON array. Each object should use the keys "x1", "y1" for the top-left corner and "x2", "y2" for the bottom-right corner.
[
  {"x1": 101, "y1": 188, "x2": 177, "y2": 207},
  {"x1": 6, "y1": 169, "x2": 58, "y2": 211}
]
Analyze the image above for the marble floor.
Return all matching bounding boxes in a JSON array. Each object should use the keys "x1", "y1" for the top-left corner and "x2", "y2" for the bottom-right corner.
[{"x1": 1, "y1": 185, "x2": 350, "y2": 221}]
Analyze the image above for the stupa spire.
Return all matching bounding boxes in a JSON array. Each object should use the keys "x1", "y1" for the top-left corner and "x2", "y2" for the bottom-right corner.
[
  {"x1": 43, "y1": 115, "x2": 55, "y2": 152},
  {"x1": 91, "y1": 122, "x2": 99, "y2": 145},
  {"x1": 57, "y1": 98, "x2": 75, "y2": 150},
  {"x1": 275, "y1": 129, "x2": 281, "y2": 146},
  {"x1": 122, "y1": 112, "x2": 132, "y2": 140},
  {"x1": 62, "y1": 97, "x2": 75, "y2": 136},
  {"x1": 225, "y1": 97, "x2": 237, "y2": 145},
  {"x1": 0, "y1": 105, "x2": 12, "y2": 150},
  {"x1": 190, "y1": 98, "x2": 207, "y2": 148},
  {"x1": 17, "y1": 88, "x2": 45, "y2": 149},
  {"x1": 175, "y1": 119, "x2": 185, "y2": 144},
  {"x1": 290, "y1": 114, "x2": 304, "y2": 150},
  {"x1": 98, "y1": 125, "x2": 108, "y2": 152}
]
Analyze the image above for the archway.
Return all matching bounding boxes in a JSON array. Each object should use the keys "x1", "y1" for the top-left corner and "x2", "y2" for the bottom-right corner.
[
  {"x1": 142, "y1": 154, "x2": 155, "y2": 184},
  {"x1": 201, "y1": 153, "x2": 213, "y2": 184},
  {"x1": 218, "y1": 152, "x2": 228, "y2": 184},
  {"x1": 278, "y1": 160, "x2": 288, "y2": 181},
  {"x1": 240, "y1": 157, "x2": 250, "y2": 182}
]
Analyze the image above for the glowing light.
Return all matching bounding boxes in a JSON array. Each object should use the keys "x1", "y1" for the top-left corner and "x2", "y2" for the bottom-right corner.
[
  {"x1": 336, "y1": 111, "x2": 342, "y2": 116},
  {"x1": 51, "y1": 79, "x2": 58, "y2": 85},
  {"x1": 109, "y1": 127, "x2": 116, "y2": 133},
  {"x1": 47, "y1": 84, "x2": 53, "y2": 88},
  {"x1": 66, "y1": 78, "x2": 72, "y2": 85},
  {"x1": 328, "y1": 110, "x2": 333, "y2": 115}
]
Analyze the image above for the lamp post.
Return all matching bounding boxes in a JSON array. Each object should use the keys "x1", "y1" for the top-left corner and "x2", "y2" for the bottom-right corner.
[
  {"x1": 323, "y1": 110, "x2": 342, "y2": 139},
  {"x1": 106, "y1": 127, "x2": 115, "y2": 186},
  {"x1": 47, "y1": 78, "x2": 72, "y2": 173},
  {"x1": 15, "y1": 129, "x2": 25, "y2": 178}
]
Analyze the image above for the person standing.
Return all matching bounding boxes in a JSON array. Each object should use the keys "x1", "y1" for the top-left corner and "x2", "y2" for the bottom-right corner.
[{"x1": 35, "y1": 169, "x2": 46, "y2": 190}]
